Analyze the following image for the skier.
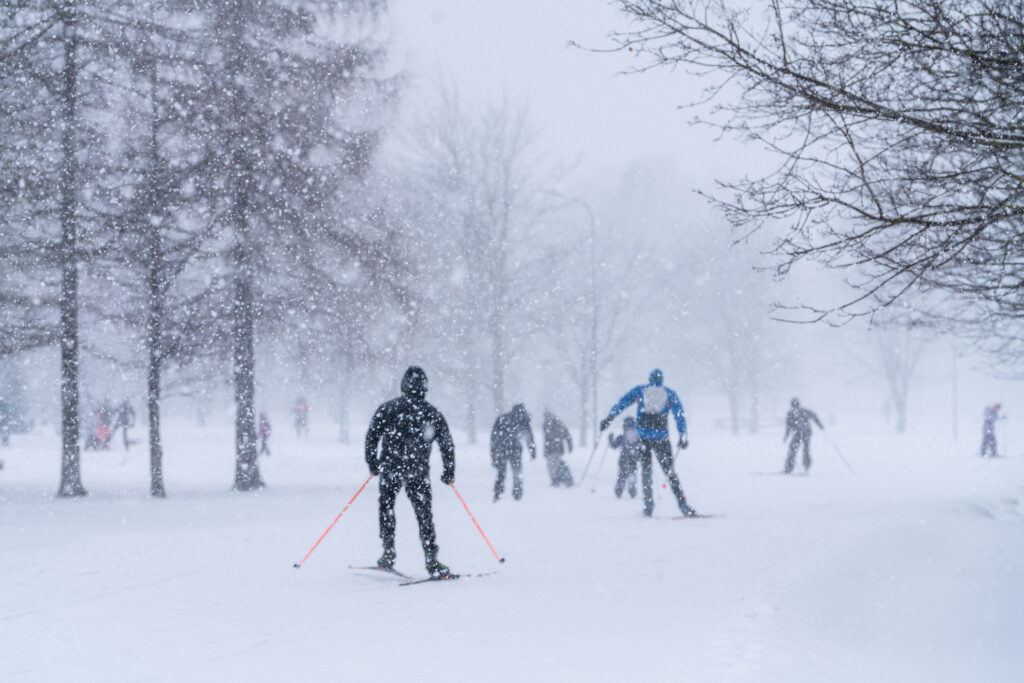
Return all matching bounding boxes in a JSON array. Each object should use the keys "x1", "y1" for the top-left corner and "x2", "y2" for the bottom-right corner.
[
  {"x1": 783, "y1": 398, "x2": 823, "y2": 473},
  {"x1": 258, "y1": 412, "x2": 272, "y2": 456},
  {"x1": 365, "y1": 366, "x2": 455, "y2": 578},
  {"x1": 490, "y1": 403, "x2": 536, "y2": 501},
  {"x1": 111, "y1": 398, "x2": 135, "y2": 450},
  {"x1": 294, "y1": 396, "x2": 309, "y2": 437},
  {"x1": 599, "y1": 369, "x2": 698, "y2": 517},
  {"x1": 542, "y1": 410, "x2": 574, "y2": 487},
  {"x1": 0, "y1": 397, "x2": 10, "y2": 447},
  {"x1": 609, "y1": 416, "x2": 641, "y2": 499},
  {"x1": 980, "y1": 403, "x2": 1004, "y2": 457}
]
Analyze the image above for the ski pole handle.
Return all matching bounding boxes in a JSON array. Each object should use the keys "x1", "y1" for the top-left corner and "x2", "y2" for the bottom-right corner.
[
  {"x1": 450, "y1": 483, "x2": 505, "y2": 564},
  {"x1": 294, "y1": 474, "x2": 374, "y2": 569}
]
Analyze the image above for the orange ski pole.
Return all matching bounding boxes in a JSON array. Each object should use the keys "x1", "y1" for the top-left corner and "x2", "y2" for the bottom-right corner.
[
  {"x1": 450, "y1": 483, "x2": 505, "y2": 564},
  {"x1": 293, "y1": 474, "x2": 374, "y2": 569}
]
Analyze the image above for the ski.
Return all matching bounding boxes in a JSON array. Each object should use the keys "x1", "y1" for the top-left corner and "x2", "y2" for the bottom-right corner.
[
  {"x1": 398, "y1": 571, "x2": 497, "y2": 587},
  {"x1": 349, "y1": 565, "x2": 416, "y2": 581},
  {"x1": 670, "y1": 513, "x2": 722, "y2": 520}
]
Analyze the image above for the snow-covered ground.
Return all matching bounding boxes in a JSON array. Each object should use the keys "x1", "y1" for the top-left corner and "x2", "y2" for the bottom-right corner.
[{"x1": 3, "y1": 414, "x2": 1023, "y2": 682}]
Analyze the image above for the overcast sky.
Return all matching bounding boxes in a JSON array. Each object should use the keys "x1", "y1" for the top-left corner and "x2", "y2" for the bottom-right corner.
[{"x1": 389, "y1": 0, "x2": 739, "y2": 197}]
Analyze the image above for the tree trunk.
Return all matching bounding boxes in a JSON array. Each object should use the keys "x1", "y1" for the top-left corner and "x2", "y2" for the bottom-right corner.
[
  {"x1": 465, "y1": 358, "x2": 477, "y2": 444},
  {"x1": 231, "y1": 216, "x2": 261, "y2": 491},
  {"x1": 578, "y1": 367, "x2": 588, "y2": 448},
  {"x1": 56, "y1": 2, "x2": 86, "y2": 498},
  {"x1": 145, "y1": 48, "x2": 166, "y2": 498}
]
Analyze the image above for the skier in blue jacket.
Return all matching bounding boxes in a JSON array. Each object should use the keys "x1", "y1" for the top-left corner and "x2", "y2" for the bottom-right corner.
[{"x1": 599, "y1": 369, "x2": 698, "y2": 517}]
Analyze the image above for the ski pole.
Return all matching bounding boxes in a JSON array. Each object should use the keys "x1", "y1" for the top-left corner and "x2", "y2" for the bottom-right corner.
[
  {"x1": 293, "y1": 474, "x2": 374, "y2": 569},
  {"x1": 821, "y1": 432, "x2": 856, "y2": 474},
  {"x1": 589, "y1": 441, "x2": 612, "y2": 493},
  {"x1": 578, "y1": 439, "x2": 601, "y2": 485},
  {"x1": 450, "y1": 483, "x2": 505, "y2": 564}
]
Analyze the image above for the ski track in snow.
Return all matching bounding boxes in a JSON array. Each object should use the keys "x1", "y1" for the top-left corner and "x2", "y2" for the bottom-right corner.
[{"x1": 2, "y1": 420, "x2": 1023, "y2": 682}]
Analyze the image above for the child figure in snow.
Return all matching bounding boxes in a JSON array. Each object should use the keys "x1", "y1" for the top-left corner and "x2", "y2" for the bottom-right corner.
[
  {"x1": 490, "y1": 403, "x2": 536, "y2": 501},
  {"x1": 258, "y1": 412, "x2": 272, "y2": 455},
  {"x1": 599, "y1": 369, "x2": 697, "y2": 517},
  {"x1": 609, "y1": 416, "x2": 641, "y2": 498},
  {"x1": 783, "y1": 398, "x2": 823, "y2": 473},
  {"x1": 365, "y1": 366, "x2": 455, "y2": 578},
  {"x1": 542, "y1": 410, "x2": 574, "y2": 487},
  {"x1": 980, "y1": 403, "x2": 1004, "y2": 457}
]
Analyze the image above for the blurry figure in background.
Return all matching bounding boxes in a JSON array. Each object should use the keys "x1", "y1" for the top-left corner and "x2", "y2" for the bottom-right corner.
[
  {"x1": 365, "y1": 366, "x2": 455, "y2": 578},
  {"x1": 609, "y1": 416, "x2": 641, "y2": 499},
  {"x1": 542, "y1": 410, "x2": 574, "y2": 487},
  {"x1": 0, "y1": 396, "x2": 10, "y2": 447},
  {"x1": 96, "y1": 400, "x2": 113, "y2": 449},
  {"x1": 783, "y1": 398, "x2": 823, "y2": 474},
  {"x1": 258, "y1": 412, "x2": 272, "y2": 456},
  {"x1": 599, "y1": 369, "x2": 697, "y2": 517},
  {"x1": 112, "y1": 398, "x2": 136, "y2": 450},
  {"x1": 490, "y1": 403, "x2": 536, "y2": 502},
  {"x1": 294, "y1": 396, "x2": 309, "y2": 437},
  {"x1": 980, "y1": 403, "x2": 1004, "y2": 458}
]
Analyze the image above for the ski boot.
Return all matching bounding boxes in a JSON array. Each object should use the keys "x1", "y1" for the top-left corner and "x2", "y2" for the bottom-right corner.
[
  {"x1": 679, "y1": 503, "x2": 699, "y2": 518},
  {"x1": 377, "y1": 547, "x2": 396, "y2": 570},
  {"x1": 425, "y1": 552, "x2": 452, "y2": 579}
]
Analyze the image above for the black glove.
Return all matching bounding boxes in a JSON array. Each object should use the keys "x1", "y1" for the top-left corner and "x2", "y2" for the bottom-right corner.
[
  {"x1": 368, "y1": 462, "x2": 380, "y2": 476},
  {"x1": 678, "y1": 435, "x2": 688, "y2": 450},
  {"x1": 441, "y1": 469, "x2": 454, "y2": 485},
  {"x1": 599, "y1": 416, "x2": 613, "y2": 432}
]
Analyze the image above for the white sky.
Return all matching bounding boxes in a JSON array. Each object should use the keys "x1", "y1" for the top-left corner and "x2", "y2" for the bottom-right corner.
[{"x1": 388, "y1": 0, "x2": 739, "y2": 195}]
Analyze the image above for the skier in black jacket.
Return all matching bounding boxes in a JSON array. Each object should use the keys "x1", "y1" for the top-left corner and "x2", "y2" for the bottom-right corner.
[
  {"x1": 783, "y1": 397, "x2": 824, "y2": 474},
  {"x1": 542, "y1": 410, "x2": 574, "y2": 487},
  {"x1": 490, "y1": 403, "x2": 536, "y2": 501},
  {"x1": 365, "y1": 366, "x2": 455, "y2": 577}
]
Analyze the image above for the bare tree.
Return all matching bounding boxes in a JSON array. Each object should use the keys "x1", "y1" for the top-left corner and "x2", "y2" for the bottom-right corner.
[
  {"x1": 402, "y1": 92, "x2": 564, "y2": 425},
  {"x1": 614, "y1": 0, "x2": 1024, "y2": 365}
]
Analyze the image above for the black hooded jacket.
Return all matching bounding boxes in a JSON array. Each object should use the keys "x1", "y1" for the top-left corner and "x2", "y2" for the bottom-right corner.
[
  {"x1": 365, "y1": 367, "x2": 455, "y2": 481},
  {"x1": 490, "y1": 404, "x2": 536, "y2": 463}
]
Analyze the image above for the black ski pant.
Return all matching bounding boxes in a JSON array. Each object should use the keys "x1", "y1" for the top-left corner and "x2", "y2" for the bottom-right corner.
[
  {"x1": 378, "y1": 470, "x2": 438, "y2": 561},
  {"x1": 981, "y1": 431, "x2": 997, "y2": 457},
  {"x1": 615, "y1": 451, "x2": 639, "y2": 498},
  {"x1": 639, "y1": 438, "x2": 687, "y2": 515},
  {"x1": 546, "y1": 453, "x2": 573, "y2": 487},
  {"x1": 494, "y1": 451, "x2": 523, "y2": 500},
  {"x1": 785, "y1": 435, "x2": 811, "y2": 472}
]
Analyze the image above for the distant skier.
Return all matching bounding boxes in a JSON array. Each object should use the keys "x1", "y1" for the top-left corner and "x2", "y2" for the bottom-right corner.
[
  {"x1": 0, "y1": 397, "x2": 9, "y2": 447},
  {"x1": 783, "y1": 398, "x2": 823, "y2": 473},
  {"x1": 599, "y1": 369, "x2": 698, "y2": 517},
  {"x1": 365, "y1": 366, "x2": 455, "y2": 578},
  {"x1": 258, "y1": 412, "x2": 272, "y2": 455},
  {"x1": 542, "y1": 410, "x2": 574, "y2": 487},
  {"x1": 980, "y1": 403, "x2": 1004, "y2": 458},
  {"x1": 609, "y1": 416, "x2": 641, "y2": 499},
  {"x1": 112, "y1": 398, "x2": 136, "y2": 450},
  {"x1": 294, "y1": 396, "x2": 309, "y2": 437},
  {"x1": 490, "y1": 403, "x2": 536, "y2": 501}
]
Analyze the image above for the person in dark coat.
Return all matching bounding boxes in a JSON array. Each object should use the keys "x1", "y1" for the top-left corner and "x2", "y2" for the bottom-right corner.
[
  {"x1": 609, "y1": 416, "x2": 641, "y2": 498},
  {"x1": 542, "y1": 410, "x2": 574, "y2": 487},
  {"x1": 490, "y1": 403, "x2": 536, "y2": 501},
  {"x1": 365, "y1": 366, "x2": 455, "y2": 577},
  {"x1": 980, "y1": 403, "x2": 1004, "y2": 457},
  {"x1": 112, "y1": 398, "x2": 136, "y2": 450},
  {"x1": 599, "y1": 369, "x2": 697, "y2": 517},
  {"x1": 783, "y1": 397, "x2": 824, "y2": 473}
]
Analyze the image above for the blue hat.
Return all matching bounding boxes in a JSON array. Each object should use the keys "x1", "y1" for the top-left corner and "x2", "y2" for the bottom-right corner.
[{"x1": 649, "y1": 369, "x2": 664, "y2": 386}]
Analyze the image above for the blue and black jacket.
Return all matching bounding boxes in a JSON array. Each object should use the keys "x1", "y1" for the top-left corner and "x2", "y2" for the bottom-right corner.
[{"x1": 606, "y1": 382, "x2": 687, "y2": 440}]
